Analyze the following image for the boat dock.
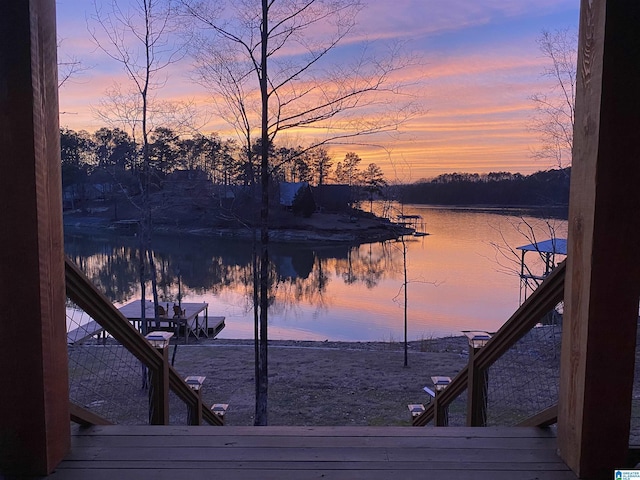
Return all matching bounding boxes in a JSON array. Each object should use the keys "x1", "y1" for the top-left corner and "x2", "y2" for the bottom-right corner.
[
  {"x1": 397, "y1": 214, "x2": 428, "y2": 236},
  {"x1": 67, "y1": 300, "x2": 225, "y2": 345}
]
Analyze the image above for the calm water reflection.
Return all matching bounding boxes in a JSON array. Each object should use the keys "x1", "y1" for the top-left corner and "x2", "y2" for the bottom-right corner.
[{"x1": 64, "y1": 206, "x2": 567, "y2": 341}]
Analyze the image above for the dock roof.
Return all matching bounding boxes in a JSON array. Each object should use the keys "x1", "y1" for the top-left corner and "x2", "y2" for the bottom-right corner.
[{"x1": 517, "y1": 238, "x2": 567, "y2": 255}]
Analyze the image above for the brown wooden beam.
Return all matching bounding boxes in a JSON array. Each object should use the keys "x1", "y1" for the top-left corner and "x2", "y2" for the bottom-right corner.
[
  {"x1": 149, "y1": 347, "x2": 170, "y2": 425},
  {"x1": 69, "y1": 403, "x2": 113, "y2": 427},
  {"x1": 518, "y1": 404, "x2": 557, "y2": 428},
  {"x1": 466, "y1": 347, "x2": 488, "y2": 427},
  {"x1": 0, "y1": 1, "x2": 70, "y2": 476},
  {"x1": 558, "y1": 1, "x2": 640, "y2": 477}
]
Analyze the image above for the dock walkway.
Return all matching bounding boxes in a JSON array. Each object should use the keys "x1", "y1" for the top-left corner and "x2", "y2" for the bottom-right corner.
[{"x1": 118, "y1": 300, "x2": 223, "y2": 343}]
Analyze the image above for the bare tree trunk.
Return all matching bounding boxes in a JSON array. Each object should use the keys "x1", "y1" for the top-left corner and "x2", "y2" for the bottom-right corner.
[
  {"x1": 253, "y1": 236, "x2": 260, "y2": 423},
  {"x1": 255, "y1": 0, "x2": 270, "y2": 427},
  {"x1": 183, "y1": 0, "x2": 416, "y2": 425},
  {"x1": 90, "y1": 0, "x2": 177, "y2": 336},
  {"x1": 139, "y1": 239, "x2": 147, "y2": 334},
  {"x1": 147, "y1": 245, "x2": 160, "y2": 326},
  {"x1": 402, "y1": 234, "x2": 408, "y2": 367}
]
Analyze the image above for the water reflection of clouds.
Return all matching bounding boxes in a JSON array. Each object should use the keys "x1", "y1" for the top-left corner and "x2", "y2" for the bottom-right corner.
[{"x1": 65, "y1": 207, "x2": 567, "y2": 341}]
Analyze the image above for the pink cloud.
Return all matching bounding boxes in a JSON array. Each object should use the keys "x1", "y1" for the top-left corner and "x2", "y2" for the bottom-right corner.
[{"x1": 56, "y1": 0, "x2": 577, "y2": 180}]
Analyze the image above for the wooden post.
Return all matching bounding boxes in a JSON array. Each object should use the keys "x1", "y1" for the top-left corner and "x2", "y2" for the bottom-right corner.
[
  {"x1": 149, "y1": 347, "x2": 170, "y2": 425},
  {"x1": 185, "y1": 376, "x2": 206, "y2": 426},
  {"x1": 433, "y1": 391, "x2": 449, "y2": 427},
  {"x1": 0, "y1": 1, "x2": 69, "y2": 476},
  {"x1": 558, "y1": 1, "x2": 640, "y2": 477},
  {"x1": 466, "y1": 347, "x2": 488, "y2": 427},
  {"x1": 187, "y1": 391, "x2": 203, "y2": 426}
]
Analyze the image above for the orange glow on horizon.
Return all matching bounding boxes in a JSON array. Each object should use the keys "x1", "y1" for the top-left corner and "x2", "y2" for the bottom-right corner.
[{"x1": 57, "y1": 1, "x2": 577, "y2": 180}]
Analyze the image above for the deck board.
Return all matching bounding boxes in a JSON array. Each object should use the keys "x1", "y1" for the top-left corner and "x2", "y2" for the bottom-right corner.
[
  {"x1": 45, "y1": 426, "x2": 577, "y2": 479},
  {"x1": 68, "y1": 433, "x2": 556, "y2": 449}
]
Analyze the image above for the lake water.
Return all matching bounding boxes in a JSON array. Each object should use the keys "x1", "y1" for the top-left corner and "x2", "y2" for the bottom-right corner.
[{"x1": 64, "y1": 205, "x2": 567, "y2": 341}]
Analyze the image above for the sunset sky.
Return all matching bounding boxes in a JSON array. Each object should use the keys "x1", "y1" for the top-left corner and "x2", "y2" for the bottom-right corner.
[{"x1": 55, "y1": 0, "x2": 579, "y2": 181}]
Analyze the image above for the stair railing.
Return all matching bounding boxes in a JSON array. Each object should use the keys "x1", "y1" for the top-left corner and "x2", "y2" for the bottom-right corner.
[
  {"x1": 65, "y1": 257, "x2": 223, "y2": 426},
  {"x1": 413, "y1": 261, "x2": 565, "y2": 427}
]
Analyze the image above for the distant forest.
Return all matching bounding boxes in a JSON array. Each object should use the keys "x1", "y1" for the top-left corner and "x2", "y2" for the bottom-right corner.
[{"x1": 395, "y1": 168, "x2": 570, "y2": 207}]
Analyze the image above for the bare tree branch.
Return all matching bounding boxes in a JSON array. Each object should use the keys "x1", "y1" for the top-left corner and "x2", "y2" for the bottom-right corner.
[
  {"x1": 529, "y1": 28, "x2": 577, "y2": 169},
  {"x1": 181, "y1": 0, "x2": 422, "y2": 426}
]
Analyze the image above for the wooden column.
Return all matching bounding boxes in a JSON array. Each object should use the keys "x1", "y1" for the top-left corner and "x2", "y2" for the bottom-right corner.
[
  {"x1": 466, "y1": 347, "x2": 488, "y2": 427},
  {"x1": 558, "y1": 1, "x2": 640, "y2": 477},
  {"x1": 433, "y1": 391, "x2": 449, "y2": 427},
  {"x1": 187, "y1": 390, "x2": 203, "y2": 426},
  {"x1": 0, "y1": 1, "x2": 69, "y2": 476},
  {"x1": 149, "y1": 347, "x2": 170, "y2": 425}
]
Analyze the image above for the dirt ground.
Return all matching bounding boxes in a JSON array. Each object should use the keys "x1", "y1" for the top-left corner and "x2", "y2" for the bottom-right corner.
[{"x1": 170, "y1": 337, "x2": 469, "y2": 426}]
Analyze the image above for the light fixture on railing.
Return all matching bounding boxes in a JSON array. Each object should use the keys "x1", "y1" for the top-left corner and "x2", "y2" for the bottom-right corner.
[
  {"x1": 185, "y1": 375, "x2": 206, "y2": 392},
  {"x1": 431, "y1": 376, "x2": 451, "y2": 427},
  {"x1": 407, "y1": 404, "x2": 425, "y2": 418},
  {"x1": 211, "y1": 403, "x2": 229, "y2": 418},
  {"x1": 145, "y1": 331, "x2": 173, "y2": 349},
  {"x1": 462, "y1": 331, "x2": 492, "y2": 350},
  {"x1": 431, "y1": 376, "x2": 451, "y2": 392}
]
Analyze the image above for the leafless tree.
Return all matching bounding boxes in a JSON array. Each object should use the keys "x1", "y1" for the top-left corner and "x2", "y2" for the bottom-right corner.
[
  {"x1": 492, "y1": 28, "x2": 575, "y2": 301},
  {"x1": 89, "y1": 0, "x2": 187, "y2": 330},
  {"x1": 529, "y1": 28, "x2": 577, "y2": 170},
  {"x1": 488, "y1": 217, "x2": 566, "y2": 303},
  {"x1": 57, "y1": 38, "x2": 91, "y2": 89},
  {"x1": 181, "y1": 0, "x2": 420, "y2": 425},
  {"x1": 92, "y1": 83, "x2": 204, "y2": 144}
]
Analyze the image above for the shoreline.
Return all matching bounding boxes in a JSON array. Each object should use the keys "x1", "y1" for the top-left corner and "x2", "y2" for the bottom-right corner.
[
  {"x1": 63, "y1": 210, "x2": 411, "y2": 244},
  {"x1": 190, "y1": 336, "x2": 469, "y2": 353},
  {"x1": 63, "y1": 203, "x2": 567, "y2": 244}
]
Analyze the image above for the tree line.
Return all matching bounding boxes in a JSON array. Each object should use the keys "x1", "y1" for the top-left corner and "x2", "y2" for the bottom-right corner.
[
  {"x1": 61, "y1": 126, "x2": 387, "y2": 203},
  {"x1": 396, "y1": 169, "x2": 570, "y2": 207},
  {"x1": 62, "y1": 123, "x2": 569, "y2": 211}
]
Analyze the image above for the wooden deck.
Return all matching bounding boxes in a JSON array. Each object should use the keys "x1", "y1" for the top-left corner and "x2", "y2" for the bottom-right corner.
[
  {"x1": 67, "y1": 303, "x2": 225, "y2": 346},
  {"x1": 117, "y1": 300, "x2": 223, "y2": 343},
  {"x1": 46, "y1": 426, "x2": 577, "y2": 479}
]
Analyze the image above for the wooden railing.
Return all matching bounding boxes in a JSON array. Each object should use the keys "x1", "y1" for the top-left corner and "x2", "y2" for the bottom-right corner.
[
  {"x1": 413, "y1": 261, "x2": 566, "y2": 427},
  {"x1": 65, "y1": 257, "x2": 223, "y2": 427}
]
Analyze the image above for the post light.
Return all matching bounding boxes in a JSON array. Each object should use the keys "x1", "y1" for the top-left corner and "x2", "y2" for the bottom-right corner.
[
  {"x1": 185, "y1": 375, "x2": 206, "y2": 392},
  {"x1": 145, "y1": 331, "x2": 173, "y2": 349},
  {"x1": 145, "y1": 331, "x2": 173, "y2": 425},
  {"x1": 431, "y1": 376, "x2": 451, "y2": 392},
  {"x1": 185, "y1": 375, "x2": 206, "y2": 425},
  {"x1": 462, "y1": 331, "x2": 492, "y2": 350},
  {"x1": 211, "y1": 403, "x2": 229, "y2": 423},
  {"x1": 462, "y1": 331, "x2": 491, "y2": 427},
  {"x1": 407, "y1": 404, "x2": 425, "y2": 419},
  {"x1": 430, "y1": 376, "x2": 451, "y2": 427}
]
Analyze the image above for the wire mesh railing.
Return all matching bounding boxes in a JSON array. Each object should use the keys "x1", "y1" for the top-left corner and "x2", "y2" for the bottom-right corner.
[
  {"x1": 486, "y1": 309, "x2": 562, "y2": 426},
  {"x1": 444, "y1": 392, "x2": 467, "y2": 427},
  {"x1": 67, "y1": 308, "x2": 149, "y2": 424},
  {"x1": 413, "y1": 261, "x2": 565, "y2": 428},
  {"x1": 65, "y1": 257, "x2": 224, "y2": 427}
]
